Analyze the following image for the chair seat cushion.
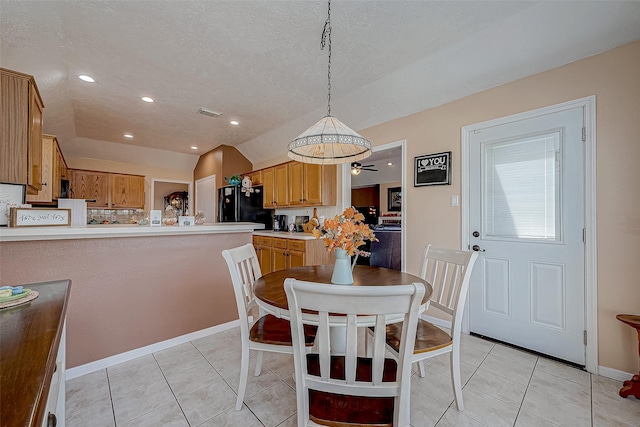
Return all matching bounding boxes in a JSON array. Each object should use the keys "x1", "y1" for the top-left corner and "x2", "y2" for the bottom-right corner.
[
  {"x1": 306, "y1": 354, "x2": 396, "y2": 426},
  {"x1": 386, "y1": 319, "x2": 452, "y2": 354},
  {"x1": 249, "y1": 314, "x2": 316, "y2": 346}
]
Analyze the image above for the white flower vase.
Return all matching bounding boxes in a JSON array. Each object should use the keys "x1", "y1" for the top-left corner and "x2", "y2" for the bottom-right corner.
[{"x1": 331, "y1": 248, "x2": 354, "y2": 285}]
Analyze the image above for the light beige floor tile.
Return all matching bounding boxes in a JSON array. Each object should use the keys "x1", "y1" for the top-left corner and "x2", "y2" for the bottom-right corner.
[
  {"x1": 460, "y1": 344, "x2": 490, "y2": 367},
  {"x1": 245, "y1": 381, "x2": 298, "y2": 427},
  {"x1": 65, "y1": 399, "x2": 115, "y2": 427},
  {"x1": 197, "y1": 405, "x2": 264, "y2": 427},
  {"x1": 479, "y1": 353, "x2": 535, "y2": 385},
  {"x1": 528, "y1": 369, "x2": 591, "y2": 409},
  {"x1": 107, "y1": 353, "x2": 155, "y2": 376},
  {"x1": 262, "y1": 351, "x2": 296, "y2": 380},
  {"x1": 108, "y1": 360, "x2": 164, "y2": 397},
  {"x1": 592, "y1": 375, "x2": 640, "y2": 426},
  {"x1": 521, "y1": 387, "x2": 592, "y2": 427},
  {"x1": 112, "y1": 379, "x2": 175, "y2": 425},
  {"x1": 222, "y1": 326, "x2": 242, "y2": 342},
  {"x1": 165, "y1": 360, "x2": 223, "y2": 399},
  {"x1": 434, "y1": 408, "x2": 488, "y2": 427},
  {"x1": 460, "y1": 333, "x2": 495, "y2": 354},
  {"x1": 410, "y1": 388, "x2": 450, "y2": 427},
  {"x1": 458, "y1": 388, "x2": 519, "y2": 427},
  {"x1": 153, "y1": 342, "x2": 199, "y2": 361},
  {"x1": 66, "y1": 369, "x2": 107, "y2": 393},
  {"x1": 119, "y1": 401, "x2": 188, "y2": 427},
  {"x1": 156, "y1": 348, "x2": 209, "y2": 377},
  {"x1": 192, "y1": 333, "x2": 241, "y2": 359},
  {"x1": 593, "y1": 411, "x2": 637, "y2": 427},
  {"x1": 205, "y1": 346, "x2": 255, "y2": 379},
  {"x1": 411, "y1": 369, "x2": 455, "y2": 405},
  {"x1": 226, "y1": 367, "x2": 283, "y2": 399},
  {"x1": 176, "y1": 379, "x2": 237, "y2": 426},
  {"x1": 423, "y1": 352, "x2": 477, "y2": 385},
  {"x1": 514, "y1": 409, "x2": 560, "y2": 427},
  {"x1": 464, "y1": 368, "x2": 527, "y2": 407},
  {"x1": 535, "y1": 357, "x2": 591, "y2": 387},
  {"x1": 65, "y1": 375, "x2": 111, "y2": 416},
  {"x1": 276, "y1": 414, "x2": 299, "y2": 427},
  {"x1": 490, "y1": 344, "x2": 538, "y2": 368}
]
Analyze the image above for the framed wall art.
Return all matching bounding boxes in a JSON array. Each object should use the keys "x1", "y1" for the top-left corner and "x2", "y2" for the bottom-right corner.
[
  {"x1": 414, "y1": 151, "x2": 451, "y2": 186},
  {"x1": 0, "y1": 183, "x2": 26, "y2": 226},
  {"x1": 9, "y1": 208, "x2": 71, "y2": 227},
  {"x1": 387, "y1": 187, "x2": 402, "y2": 212}
]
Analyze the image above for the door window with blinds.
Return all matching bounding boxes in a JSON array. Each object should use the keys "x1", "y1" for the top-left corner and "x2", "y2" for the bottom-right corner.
[{"x1": 481, "y1": 129, "x2": 563, "y2": 242}]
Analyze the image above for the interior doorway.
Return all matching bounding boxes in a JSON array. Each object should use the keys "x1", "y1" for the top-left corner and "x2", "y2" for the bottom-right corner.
[
  {"x1": 195, "y1": 175, "x2": 216, "y2": 224},
  {"x1": 345, "y1": 140, "x2": 406, "y2": 271},
  {"x1": 151, "y1": 179, "x2": 193, "y2": 215}
]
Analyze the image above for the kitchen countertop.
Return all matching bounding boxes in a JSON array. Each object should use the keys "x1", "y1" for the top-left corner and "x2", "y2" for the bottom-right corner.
[
  {"x1": 0, "y1": 222, "x2": 264, "y2": 242},
  {"x1": 253, "y1": 230, "x2": 319, "y2": 240}
]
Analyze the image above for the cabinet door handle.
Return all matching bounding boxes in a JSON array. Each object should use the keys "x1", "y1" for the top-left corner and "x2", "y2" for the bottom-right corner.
[{"x1": 48, "y1": 412, "x2": 57, "y2": 427}]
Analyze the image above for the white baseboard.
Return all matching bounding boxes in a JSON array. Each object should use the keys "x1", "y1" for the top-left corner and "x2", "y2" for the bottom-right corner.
[
  {"x1": 598, "y1": 365, "x2": 634, "y2": 382},
  {"x1": 66, "y1": 320, "x2": 240, "y2": 380}
]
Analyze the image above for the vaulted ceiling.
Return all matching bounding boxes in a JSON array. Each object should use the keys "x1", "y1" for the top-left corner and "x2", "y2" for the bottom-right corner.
[{"x1": 2, "y1": 1, "x2": 639, "y2": 168}]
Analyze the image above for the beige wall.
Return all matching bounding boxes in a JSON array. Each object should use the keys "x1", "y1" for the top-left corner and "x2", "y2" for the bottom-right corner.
[
  {"x1": 67, "y1": 157, "x2": 192, "y2": 210},
  {"x1": 193, "y1": 145, "x2": 252, "y2": 189},
  {"x1": 357, "y1": 41, "x2": 640, "y2": 373},
  {"x1": 0, "y1": 233, "x2": 251, "y2": 368}
]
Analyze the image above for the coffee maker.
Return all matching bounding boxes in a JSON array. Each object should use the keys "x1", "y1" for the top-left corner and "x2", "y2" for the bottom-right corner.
[{"x1": 273, "y1": 215, "x2": 288, "y2": 232}]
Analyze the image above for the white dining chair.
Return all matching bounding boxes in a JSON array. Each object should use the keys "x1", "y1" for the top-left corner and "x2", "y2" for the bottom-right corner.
[
  {"x1": 285, "y1": 278, "x2": 424, "y2": 427},
  {"x1": 222, "y1": 243, "x2": 316, "y2": 411},
  {"x1": 384, "y1": 244, "x2": 478, "y2": 411}
]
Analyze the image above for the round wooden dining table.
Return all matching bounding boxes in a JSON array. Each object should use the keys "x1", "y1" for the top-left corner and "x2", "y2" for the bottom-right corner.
[{"x1": 253, "y1": 264, "x2": 433, "y2": 319}]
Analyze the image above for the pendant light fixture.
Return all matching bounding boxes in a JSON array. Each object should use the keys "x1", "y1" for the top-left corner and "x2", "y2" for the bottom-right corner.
[{"x1": 287, "y1": 0, "x2": 371, "y2": 165}]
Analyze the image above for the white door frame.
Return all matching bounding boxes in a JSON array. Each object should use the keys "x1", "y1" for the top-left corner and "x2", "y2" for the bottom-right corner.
[
  {"x1": 195, "y1": 174, "x2": 216, "y2": 222},
  {"x1": 461, "y1": 96, "x2": 597, "y2": 373},
  {"x1": 342, "y1": 139, "x2": 407, "y2": 272},
  {"x1": 150, "y1": 178, "x2": 194, "y2": 215}
]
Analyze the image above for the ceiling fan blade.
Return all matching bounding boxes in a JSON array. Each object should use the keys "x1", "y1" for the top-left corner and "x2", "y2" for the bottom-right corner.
[
  {"x1": 363, "y1": 168, "x2": 379, "y2": 172},
  {"x1": 361, "y1": 164, "x2": 375, "y2": 168}
]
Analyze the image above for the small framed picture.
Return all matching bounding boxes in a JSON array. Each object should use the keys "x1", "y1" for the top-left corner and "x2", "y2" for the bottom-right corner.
[
  {"x1": 9, "y1": 208, "x2": 71, "y2": 227},
  {"x1": 388, "y1": 187, "x2": 402, "y2": 212},
  {"x1": 179, "y1": 216, "x2": 195, "y2": 227},
  {"x1": 414, "y1": 152, "x2": 451, "y2": 186},
  {"x1": 0, "y1": 183, "x2": 27, "y2": 226}
]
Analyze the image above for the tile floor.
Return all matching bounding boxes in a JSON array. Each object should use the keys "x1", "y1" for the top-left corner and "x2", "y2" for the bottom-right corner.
[{"x1": 66, "y1": 327, "x2": 640, "y2": 427}]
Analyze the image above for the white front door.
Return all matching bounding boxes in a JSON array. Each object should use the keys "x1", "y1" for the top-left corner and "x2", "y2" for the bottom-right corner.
[{"x1": 468, "y1": 106, "x2": 585, "y2": 365}]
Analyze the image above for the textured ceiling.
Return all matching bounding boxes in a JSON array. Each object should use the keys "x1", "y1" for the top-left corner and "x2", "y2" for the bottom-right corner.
[{"x1": 1, "y1": 1, "x2": 639, "y2": 167}]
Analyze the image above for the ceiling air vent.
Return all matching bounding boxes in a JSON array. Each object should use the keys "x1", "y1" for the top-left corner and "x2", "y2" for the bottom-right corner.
[{"x1": 197, "y1": 108, "x2": 222, "y2": 118}]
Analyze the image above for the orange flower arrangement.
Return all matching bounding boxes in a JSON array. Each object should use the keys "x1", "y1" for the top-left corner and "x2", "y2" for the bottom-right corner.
[{"x1": 313, "y1": 207, "x2": 378, "y2": 256}]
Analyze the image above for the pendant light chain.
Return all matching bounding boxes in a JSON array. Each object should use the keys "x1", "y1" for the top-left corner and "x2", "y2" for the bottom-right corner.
[{"x1": 321, "y1": 0, "x2": 332, "y2": 117}]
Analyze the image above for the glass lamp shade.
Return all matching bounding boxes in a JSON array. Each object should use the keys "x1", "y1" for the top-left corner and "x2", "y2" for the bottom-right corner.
[{"x1": 287, "y1": 116, "x2": 371, "y2": 165}]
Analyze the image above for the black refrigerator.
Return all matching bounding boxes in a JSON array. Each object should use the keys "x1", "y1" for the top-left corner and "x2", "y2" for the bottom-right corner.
[{"x1": 218, "y1": 185, "x2": 274, "y2": 229}]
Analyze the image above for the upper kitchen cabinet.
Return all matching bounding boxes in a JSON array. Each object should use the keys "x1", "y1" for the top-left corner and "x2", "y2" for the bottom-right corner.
[
  {"x1": 69, "y1": 169, "x2": 110, "y2": 207},
  {"x1": 262, "y1": 167, "x2": 275, "y2": 208},
  {"x1": 26, "y1": 134, "x2": 55, "y2": 203},
  {"x1": 0, "y1": 68, "x2": 44, "y2": 194},
  {"x1": 247, "y1": 170, "x2": 262, "y2": 185},
  {"x1": 274, "y1": 163, "x2": 289, "y2": 207},
  {"x1": 111, "y1": 174, "x2": 144, "y2": 208},
  {"x1": 69, "y1": 169, "x2": 145, "y2": 209},
  {"x1": 288, "y1": 162, "x2": 336, "y2": 206}
]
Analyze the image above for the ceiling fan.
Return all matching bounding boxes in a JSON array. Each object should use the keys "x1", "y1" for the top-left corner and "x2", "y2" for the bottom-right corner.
[{"x1": 351, "y1": 162, "x2": 378, "y2": 175}]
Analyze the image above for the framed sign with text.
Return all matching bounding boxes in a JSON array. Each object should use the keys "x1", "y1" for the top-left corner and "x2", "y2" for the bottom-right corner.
[
  {"x1": 414, "y1": 151, "x2": 451, "y2": 186},
  {"x1": 9, "y1": 208, "x2": 71, "y2": 227}
]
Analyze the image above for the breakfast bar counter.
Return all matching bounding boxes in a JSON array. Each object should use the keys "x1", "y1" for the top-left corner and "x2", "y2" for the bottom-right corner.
[{"x1": 0, "y1": 223, "x2": 264, "y2": 370}]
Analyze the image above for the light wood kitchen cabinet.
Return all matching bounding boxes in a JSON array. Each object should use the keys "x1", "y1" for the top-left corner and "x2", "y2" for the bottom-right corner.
[
  {"x1": 26, "y1": 134, "x2": 54, "y2": 203},
  {"x1": 247, "y1": 170, "x2": 262, "y2": 185},
  {"x1": 287, "y1": 161, "x2": 304, "y2": 206},
  {"x1": 253, "y1": 235, "x2": 273, "y2": 275},
  {"x1": 254, "y1": 235, "x2": 332, "y2": 273},
  {"x1": 57, "y1": 143, "x2": 69, "y2": 181},
  {"x1": 274, "y1": 163, "x2": 289, "y2": 207},
  {"x1": 69, "y1": 169, "x2": 111, "y2": 207},
  {"x1": 111, "y1": 174, "x2": 144, "y2": 208},
  {"x1": 262, "y1": 167, "x2": 275, "y2": 208},
  {"x1": 0, "y1": 68, "x2": 44, "y2": 194}
]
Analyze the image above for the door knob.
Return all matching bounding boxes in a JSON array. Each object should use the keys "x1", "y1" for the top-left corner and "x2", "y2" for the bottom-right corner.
[{"x1": 472, "y1": 245, "x2": 486, "y2": 252}]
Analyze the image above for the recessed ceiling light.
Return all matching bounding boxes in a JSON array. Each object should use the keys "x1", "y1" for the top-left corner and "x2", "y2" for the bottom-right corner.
[
  {"x1": 141, "y1": 96, "x2": 154, "y2": 103},
  {"x1": 387, "y1": 162, "x2": 393, "y2": 166},
  {"x1": 190, "y1": 146, "x2": 198, "y2": 150},
  {"x1": 230, "y1": 120, "x2": 239, "y2": 126},
  {"x1": 124, "y1": 133, "x2": 133, "y2": 138},
  {"x1": 78, "y1": 75, "x2": 95, "y2": 83}
]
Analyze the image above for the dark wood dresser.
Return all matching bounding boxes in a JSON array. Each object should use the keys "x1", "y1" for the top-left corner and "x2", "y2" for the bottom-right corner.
[{"x1": 0, "y1": 280, "x2": 71, "y2": 427}]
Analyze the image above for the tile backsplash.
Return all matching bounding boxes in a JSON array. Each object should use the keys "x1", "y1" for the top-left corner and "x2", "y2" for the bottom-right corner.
[{"x1": 87, "y1": 209, "x2": 138, "y2": 224}]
